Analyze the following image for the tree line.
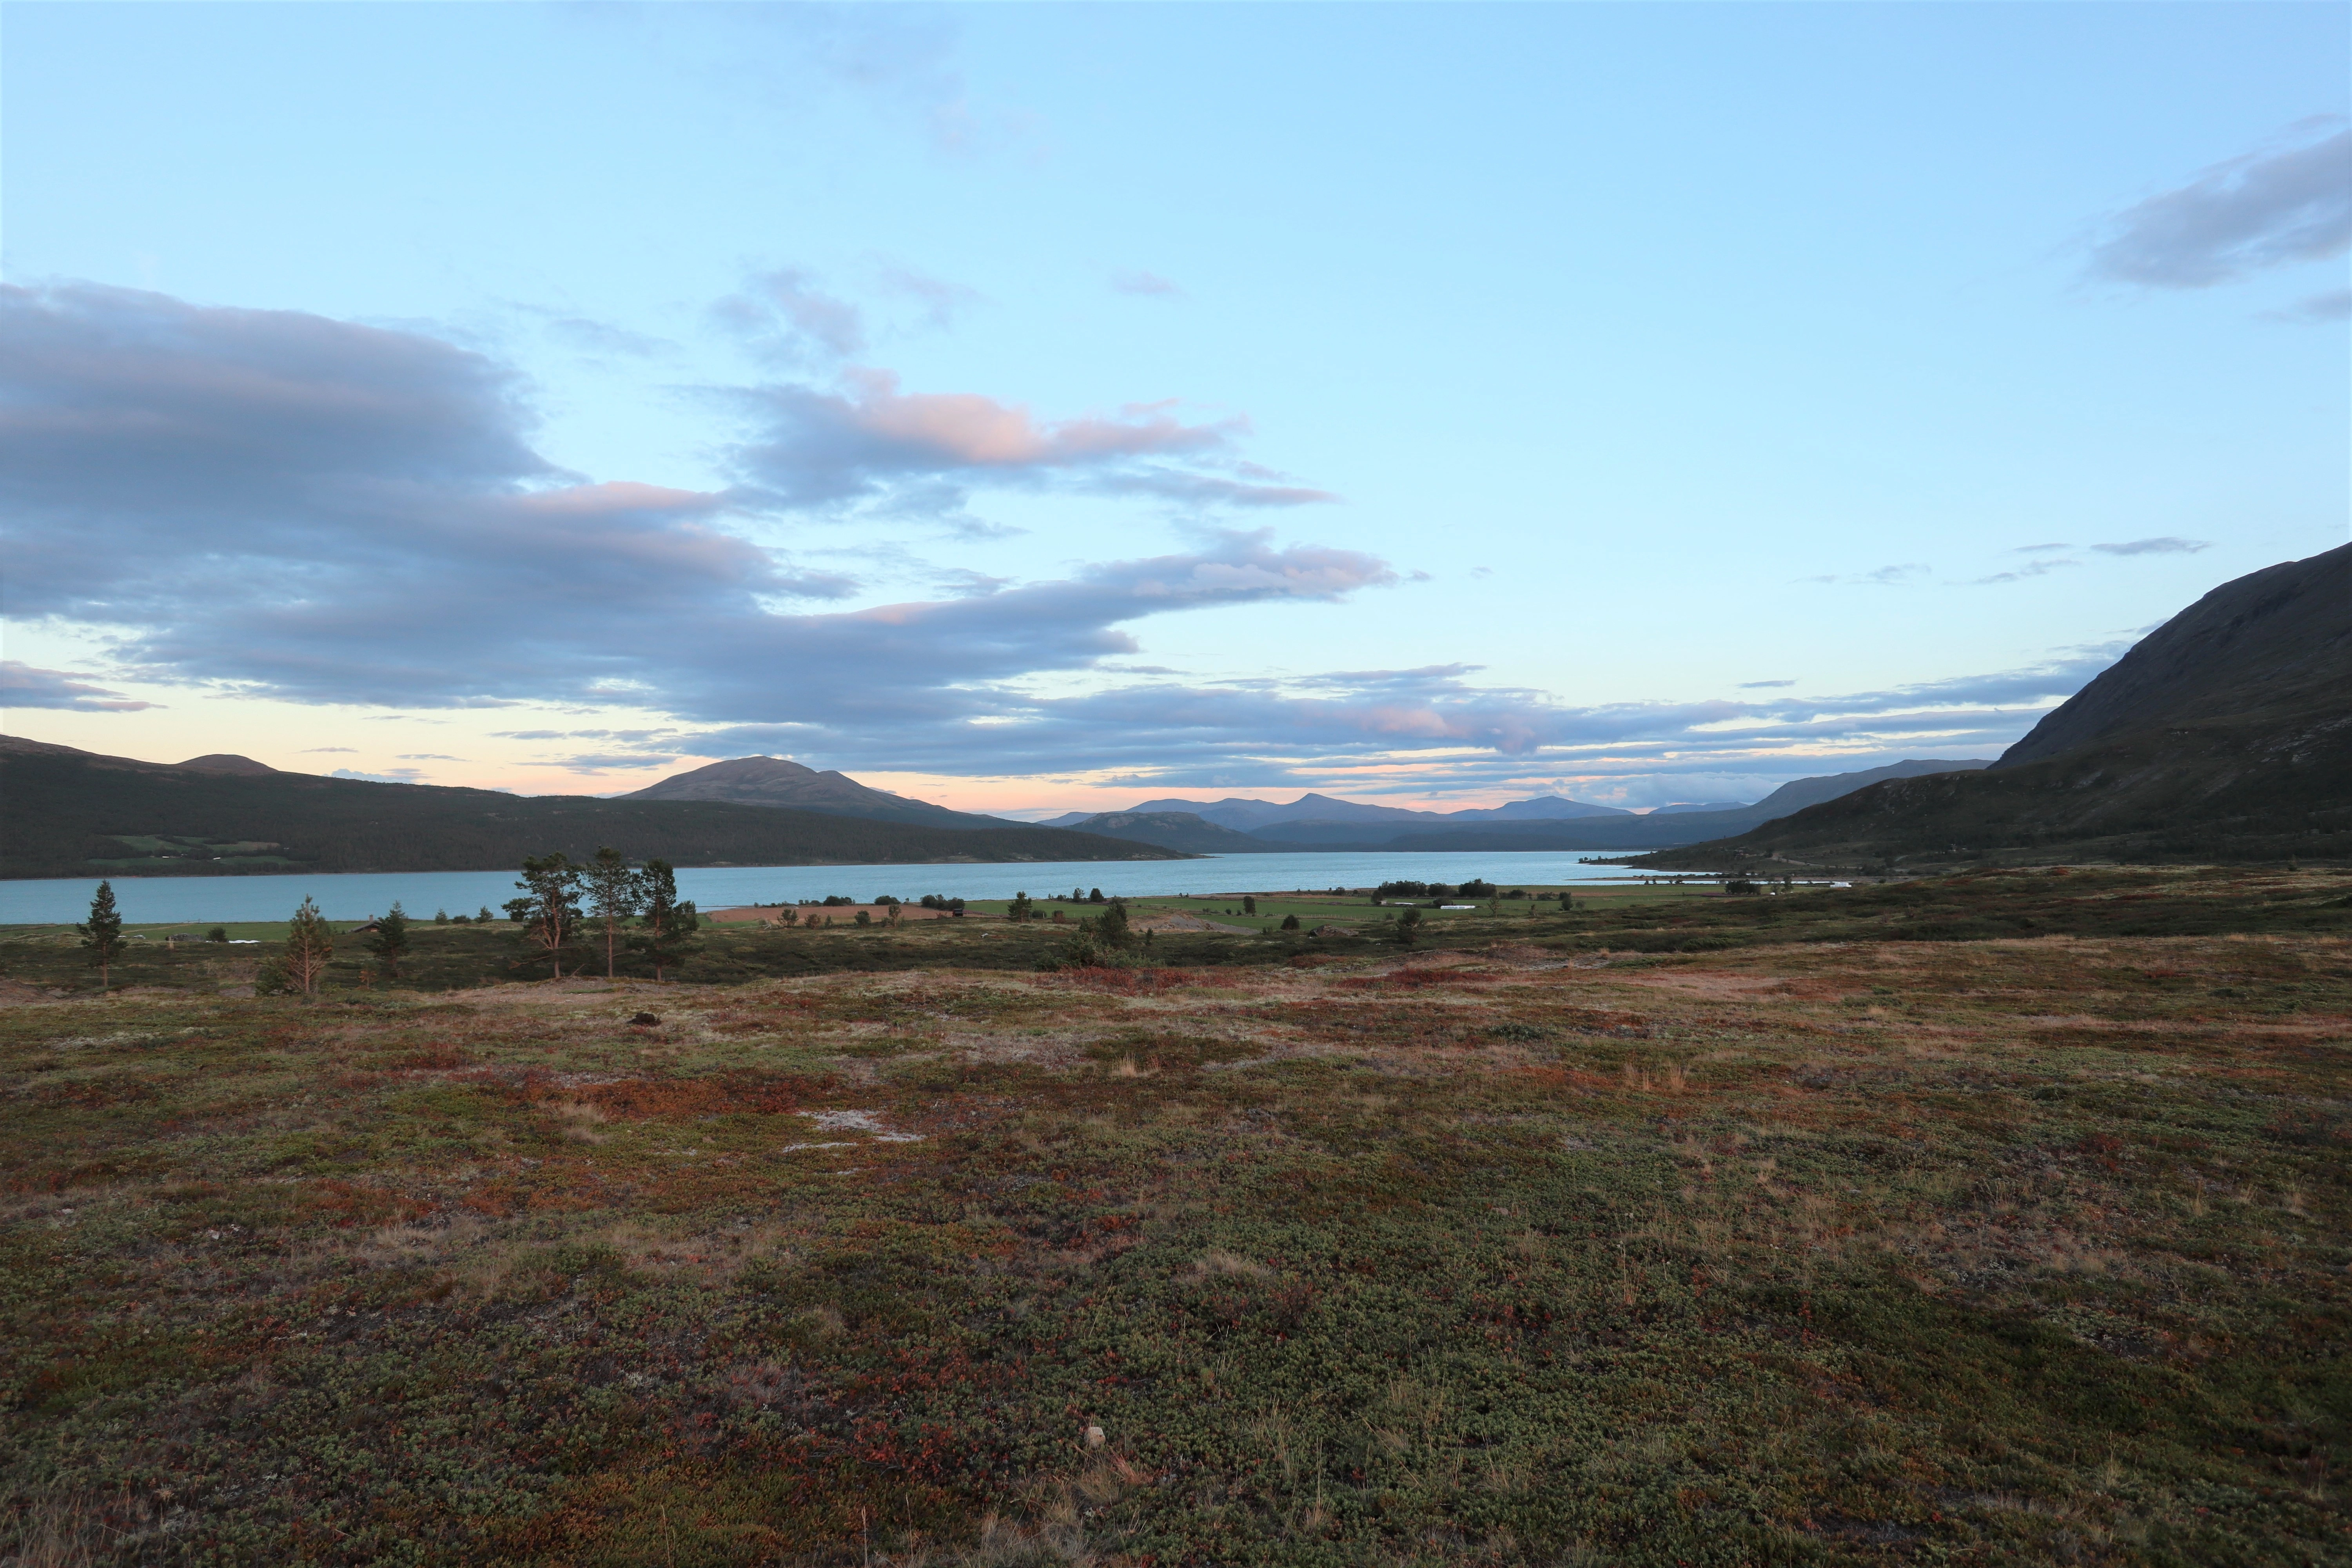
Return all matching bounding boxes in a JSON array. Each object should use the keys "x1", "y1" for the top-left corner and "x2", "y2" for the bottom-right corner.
[{"x1": 72, "y1": 848, "x2": 703, "y2": 996}]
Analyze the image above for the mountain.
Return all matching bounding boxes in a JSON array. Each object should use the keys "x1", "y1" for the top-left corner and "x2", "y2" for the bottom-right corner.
[
  {"x1": 1054, "y1": 811, "x2": 1283, "y2": 855},
  {"x1": 177, "y1": 754, "x2": 278, "y2": 776},
  {"x1": 622, "y1": 755, "x2": 1012, "y2": 829},
  {"x1": 0, "y1": 739, "x2": 1187, "y2": 879},
  {"x1": 1236, "y1": 762, "x2": 1993, "y2": 850},
  {"x1": 1635, "y1": 544, "x2": 2352, "y2": 869},
  {"x1": 1122, "y1": 791, "x2": 1628, "y2": 829},
  {"x1": 1649, "y1": 800, "x2": 1749, "y2": 815},
  {"x1": 1728, "y1": 760, "x2": 1993, "y2": 822},
  {"x1": 1441, "y1": 796, "x2": 1633, "y2": 821}
]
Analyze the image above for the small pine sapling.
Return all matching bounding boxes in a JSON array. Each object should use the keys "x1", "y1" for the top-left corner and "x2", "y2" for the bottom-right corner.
[
  {"x1": 283, "y1": 897, "x2": 335, "y2": 996},
  {"x1": 365, "y1": 902, "x2": 411, "y2": 980},
  {"x1": 78, "y1": 880, "x2": 124, "y2": 991}
]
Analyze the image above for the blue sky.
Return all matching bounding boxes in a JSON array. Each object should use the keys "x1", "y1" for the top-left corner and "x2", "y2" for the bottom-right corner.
[{"x1": 3, "y1": 2, "x2": 2345, "y2": 814}]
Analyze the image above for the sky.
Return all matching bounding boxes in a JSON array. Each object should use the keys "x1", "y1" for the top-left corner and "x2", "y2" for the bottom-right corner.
[{"x1": 2, "y1": 2, "x2": 2346, "y2": 817}]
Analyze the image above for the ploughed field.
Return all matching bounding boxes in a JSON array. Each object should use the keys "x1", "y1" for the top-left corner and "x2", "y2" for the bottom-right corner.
[{"x1": 2, "y1": 869, "x2": 2348, "y2": 1565}]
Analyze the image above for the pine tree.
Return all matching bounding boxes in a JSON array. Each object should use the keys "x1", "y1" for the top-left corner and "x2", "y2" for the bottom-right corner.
[
  {"x1": 505, "y1": 853, "x2": 583, "y2": 980},
  {"x1": 365, "y1": 902, "x2": 411, "y2": 980},
  {"x1": 631, "y1": 858, "x2": 700, "y2": 982},
  {"x1": 583, "y1": 846, "x2": 638, "y2": 980},
  {"x1": 78, "y1": 880, "x2": 124, "y2": 992},
  {"x1": 284, "y1": 897, "x2": 335, "y2": 996}
]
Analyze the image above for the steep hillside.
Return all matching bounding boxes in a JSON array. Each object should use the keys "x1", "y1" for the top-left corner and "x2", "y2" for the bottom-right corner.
[
  {"x1": 621, "y1": 755, "x2": 1011, "y2": 829},
  {"x1": 0, "y1": 739, "x2": 1185, "y2": 878},
  {"x1": 1639, "y1": 544, "x2": 2352, "y2": 870}
]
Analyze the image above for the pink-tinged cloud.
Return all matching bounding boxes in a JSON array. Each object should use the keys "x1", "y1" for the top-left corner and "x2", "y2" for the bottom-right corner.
[
  {"x1": 835, "y1": 370, "x2": 1235, "y2": 466},
  {"x1": 729, "y1": 370, "x2": 1323, "y2": 510},
  {"x1": 508, "y1": 481, "x2": 725, "y2": 518}
]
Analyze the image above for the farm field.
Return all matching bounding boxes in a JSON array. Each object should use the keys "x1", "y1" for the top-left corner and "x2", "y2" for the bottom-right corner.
[{"x1": 1, "y1": 867, "x2": 2348, "y2": 1564}]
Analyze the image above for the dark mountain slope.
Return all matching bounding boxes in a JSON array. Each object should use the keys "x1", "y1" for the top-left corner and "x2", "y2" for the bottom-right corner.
[
  {"x1": 0, "y1": 739, "x2": 1185, "y2": 878},
  {"x1": 1638, "y1": 544, "x2": 2352, "y2": 869},
  {"x1": 621, "y1": 755, "x2": 1012, "y2": 829},
  {"x1": 1997, "y1": 546, "x2": 2350, "y2": 766}
]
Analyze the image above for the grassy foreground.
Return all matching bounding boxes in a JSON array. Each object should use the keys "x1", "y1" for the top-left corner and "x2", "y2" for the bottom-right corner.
[{"x1": 2, "y1": 871, "x2": 2347, "y2": 1564}]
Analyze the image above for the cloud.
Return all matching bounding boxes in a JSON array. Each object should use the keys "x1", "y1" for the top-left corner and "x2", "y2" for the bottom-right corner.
[
  {"x1": 330, "y1": 766, "x2": 426, "y2": 783},
  {"x1": 397, "y1": 753, "x2": 468, "y2": 762},
  {"x1": 2014, "y1": 543, "x2": 2073, "y2": 554},
  {"x1": 1973, "y1": 557, "x2": 2079, "y2": 584},
  {"x1": 2087, "y1": 123, "x2": 2352, "y2": 289},
  {"x1": 2266, "y1": 287, "x2": 2352, "y2": 322},
  {"x1": 301, "y1": 747, "x2": 358, "y2": 753},
  {"x1": 543, "y1": 314, "x2": 671, "y2": 359},
  {"x1": 0, "y1": 280, "x2": 2121, "y2": 796},
  {"x1": 548, "y1": 751, "x2": 677, "y2": 772},
  {"x1": 727, "y1": 369, "x2": 1327, "y2": 511},
  {"x1": 0, "y1": 660, "x2": 156, "y2": 712},
  {"x1": 870, "y1": 262, "x2": 982, "y2": 330},
  {"x1": 1737, "y1": 679, "x2": 1796, "y2": 689},
  {"x1": 0, "y1": 283, "x2": 1386, "y2": 735},
  {"x1": 1111, "y1": 270, "x2": 1184, "y2": 298},
  {"x1": 711, "y1": 269, "x2": 867, "y2": 364},
  {"x1": 2091, "y1": 537, "x2": 2209, "y2": 557},
  {"x1": 1805, "y1": 563, "x2": 1930, "y2": 586}
]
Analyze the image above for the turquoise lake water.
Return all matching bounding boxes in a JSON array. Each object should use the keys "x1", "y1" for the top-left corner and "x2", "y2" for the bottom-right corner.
[{"x1": 0, "y1": 851, "x2": 1694, "y2": 924}]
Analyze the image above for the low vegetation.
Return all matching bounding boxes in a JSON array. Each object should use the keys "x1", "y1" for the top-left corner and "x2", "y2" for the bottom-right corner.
[{"x1": 2, "y1": 867, "x2": 2346, "y2": 1564}]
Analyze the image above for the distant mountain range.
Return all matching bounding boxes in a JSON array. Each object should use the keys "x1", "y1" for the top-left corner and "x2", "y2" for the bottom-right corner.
[
  {"x1": 1639, "y1": 543, "x2": 2352, "y2": 870},
  {"x1": 0, "y1": 740, "x2": 1184, "y2": 880},
  {"x1": 1042, "y1": 792, "x2": 1630, "y2": 830},
  {"x1": 1026, "y1": 762, "x2": 1990, "y2": 853}
]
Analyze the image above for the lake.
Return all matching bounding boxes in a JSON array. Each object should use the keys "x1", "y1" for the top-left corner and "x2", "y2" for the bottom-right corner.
[{"x1": 0, "y1": 851, "x2": 1688, "y2": 924}]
